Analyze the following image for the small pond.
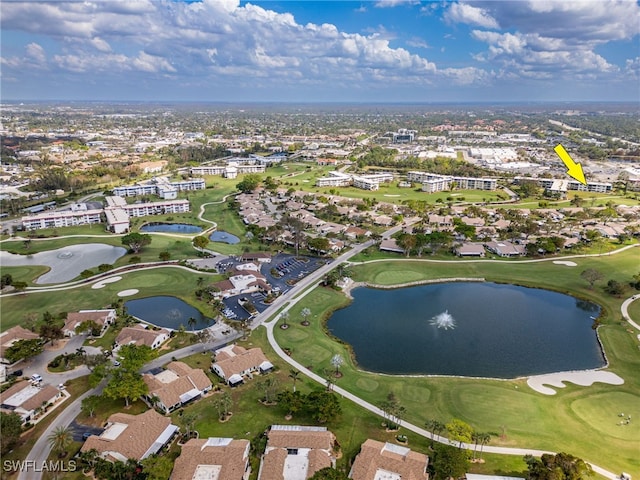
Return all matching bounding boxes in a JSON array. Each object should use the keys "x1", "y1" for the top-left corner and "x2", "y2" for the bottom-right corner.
[
  {"x1": 0, "y1": 244, "x2": 126, "y2": 284},
  {"x1": 125, "y1": 296, "x2": 214, "y2": 331},
  {"x1": 209, "y1": 230, "x2": 240, "y2": 244},
  {"x1": 140, "y1": 223, "x2": 202, "y2": 233},
  {"x1": 327, "y1": 282, "x2": 605, "y2": 378}
]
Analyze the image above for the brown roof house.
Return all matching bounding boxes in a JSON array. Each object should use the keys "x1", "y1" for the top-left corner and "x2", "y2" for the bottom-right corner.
[
  {"x1": 0, "y1": 381, "x2": 65, "y2": 424},
  {"x1": 143, "y1": 361, "x2": 212, "y2": 413},
  {"x1": 211, "y1": 345, "x2": 273, "y2": 386},
  {"x1": 0, "y1": 326, "x2": 40, "y2": 364},
  {"x1": 349, "y1": 439, "x2": 429, "y2": 480},
  {"x1": 257, "y1": 425, "x2": 337, "y2": 480},
  {"x1": 115, "y1": 324, "x2": 170, "y2": 351},
  {"x1": 81, "y1": 409, "x2": 178, "y2": 462},
  {"x1": 170, "y1": 437, "x2": 251, "y2": 480},
  {"x1": 63, "y1": 309, "x2": 116, "y2": 337}
]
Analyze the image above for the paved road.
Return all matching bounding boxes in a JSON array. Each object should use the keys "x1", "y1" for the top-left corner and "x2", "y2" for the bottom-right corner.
[
  {"x1": 16, "y1": 333, "x2": 101, "y2": 386},
  {"x1": 620, "y1": 294, "x2": 640, "y2": 331}
]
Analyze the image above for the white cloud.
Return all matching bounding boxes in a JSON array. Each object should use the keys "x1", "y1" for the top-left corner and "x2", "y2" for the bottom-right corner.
[
  {"x1": 445, "y1": 3, "x2": 499, "y2": 29},
  {"x1": 374, "y1": 0, "x2": 421, "y2": 8},
  {"x1": 1, "y1": 0, "x2": 466, "y2": 91},
  {"x1": 406, "y1": 38, "x2": 430, "y2": 49}
]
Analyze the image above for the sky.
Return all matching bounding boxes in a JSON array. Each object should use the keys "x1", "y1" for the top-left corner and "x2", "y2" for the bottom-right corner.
[{"x1": 1, "y1": 0, "x2": 639, "y2": 103}]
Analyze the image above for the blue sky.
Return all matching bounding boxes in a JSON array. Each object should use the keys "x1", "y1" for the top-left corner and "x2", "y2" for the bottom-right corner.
[{"x1": 1, "y1": 0, "x2": 639, "y2": 102}]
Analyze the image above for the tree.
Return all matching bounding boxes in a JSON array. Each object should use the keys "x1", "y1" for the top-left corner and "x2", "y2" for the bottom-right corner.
[
  {"x1": 158, "y1": 250, "x2": 171, "y2": 261},
  {"x1": 280, "y1": 310, "x2": 290, "y2": 328},
  {"x1": 77, "y1": 319, "x2": 101, "y2": 337},
  {"x1": 308, "y1": 467, "x2": 349, "y2": 480},
  {"x1": 213, "y1": 391, "x2": 233, "y2": 420},
  {"x1": 604, "y1": 279, "x2": 625, "y2": 297},
  {"x1": 258, "y1": 376, "x2": 280, "y2": 403},
  {"x1": 193, "y1": 235, "x2": 210, "y2": 249},
  {"x1": 432, "y1": 444, "x2": 470, "y2": 480},
  {"x1": 104, "y1": 368, "x2": 148, "y2": 407},
  {"x1": 179, "y1": 410, "x2": 199, "y2": 438},
  {"x1": 289, "y1": 369, "x2": 301, "y2": 392},
  {"x1": 580, "y1": 269, "x2": 603, "y2": 289},
  {"x1": 236, "y1": 173, "x2": 261, "y2": 193},
  {"x1": 300, "y1": 308, "x2": 311, "y2": 326},
  {"x1": 4, "y1": 338, "x2": 43, "y2": 363},
  {"x1": 446, "y1": 418, "x2": 474, "y2": 448},
  {"x1": 121, "y1": 232, "x2": 152, "y2": 254},
  {"x1": 524, "y1": 452, "x2": 593, "y2": 480},
  {"x1": 306, "y1": 391, "x2": 342, "y2": 423},
  {"x1": 48, "y1": 425, "x2": 74, "y2": 457},
  {"x1": 187, "y1": 316, "x2": 197, "y2": 331},
  {"x1": 281, "y1": 215, "x2": 306, "y2": 256},
  {"x1": 39, "y1": 322, "x2": 63, "y2": 346},
  {"x1": 308, "y1": 236, "x2": 330, "y2": 254},
  {"x1": 81, "y1": 395, "x2": 101, "y2": 418},
  {"x1": 118, "y1": 344, "x2": 155, "y2": 370},
  {"x1": 141, "y1": 454, "x2": 174, "y2": 480},
  {"x1": 1, "y1": 412, "x2": 23, "y2": 455},
  {"x1": 278, "y1": 390, "x2": 305, "y2": 417},
  {"x1": 330, "y1": 354, "x2": 344, "y2": 377},
  {"x1": 425, "y1": 419, "x2": 446, "y2": 447},
  {"x1": 478, "y1": 432, "x2": 491, "y2": 461}
]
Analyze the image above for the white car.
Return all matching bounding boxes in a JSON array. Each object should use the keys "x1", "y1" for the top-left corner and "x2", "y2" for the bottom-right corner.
[{"x1": 30, "y1": 374, "x2": 43, "y2": 384}]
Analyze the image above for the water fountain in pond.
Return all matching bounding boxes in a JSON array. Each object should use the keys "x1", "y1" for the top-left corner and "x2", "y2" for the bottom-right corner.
[{"x1": 430, "y1": 310, "x2": 456, "y2": 330}]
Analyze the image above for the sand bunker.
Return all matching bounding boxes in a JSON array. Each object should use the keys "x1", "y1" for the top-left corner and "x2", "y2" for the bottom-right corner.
[
  {"x1": 91, "y1": 276, "x2": 123, "y2": 289},
  {"x1": 117, "y1": 289, "x2": 139, "y2": 297},
  {"x1": 553, "y1": 260, "x2": 577, "y2": 267},
  {"x1": 527, "y1": 370, "x2": 624, "y2": 395}
]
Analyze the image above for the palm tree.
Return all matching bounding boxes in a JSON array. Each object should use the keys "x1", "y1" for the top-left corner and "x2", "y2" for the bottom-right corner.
[
  {"x1": 478, "y1": 432, "x2": 491, "y2": 461},
  {"x1": 425, "y1": 419, "x2": 446, "y2": 447},
  {"x1": 300, "y1": 307, "x2": 311, "y2": 326},
  {"x1": 187, "y1": 317, "x2": 197, "y2": 331},
  {"x1": 280, "y1": 311, "x2": 290, "y2": 329},
  {"x1": 48, "y1": 425, "x2": 74, "y2": 458},
  {"x1": 289, "y1": 369, "x2": 300, "y2": 392}
]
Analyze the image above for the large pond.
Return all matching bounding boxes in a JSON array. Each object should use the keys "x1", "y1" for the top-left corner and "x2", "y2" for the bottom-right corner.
[
  {"x1": 209, "y1": 230, "x2": 240, "y2": 244},
  {"x1": 0, "y1": 244, "x2": 126, "y2": 284},
  {"x1": 140, "y1": 223, "x2": 203, "y2": 233},
  {"x1": 125, "y1": 296, "x2": 214, "y2": 331},
  {"x1": 327, "y1": 282, "x2": 605, "y2": 378}
]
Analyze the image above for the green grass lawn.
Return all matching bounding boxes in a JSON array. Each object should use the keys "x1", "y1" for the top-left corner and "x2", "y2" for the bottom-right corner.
[{"x1": 272, "y1": 249, "x2": 640, "y2": 475}]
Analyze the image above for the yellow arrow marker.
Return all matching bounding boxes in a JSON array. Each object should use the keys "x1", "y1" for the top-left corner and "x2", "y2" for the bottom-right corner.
[{"x1": 554, "y1": 144, "x2": 586, "y2": 185}]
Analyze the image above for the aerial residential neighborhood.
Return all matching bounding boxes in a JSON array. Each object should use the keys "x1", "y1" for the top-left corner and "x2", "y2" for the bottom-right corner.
[{"x1": 1, "y1": 1, "x2": 639, "y2": 480}]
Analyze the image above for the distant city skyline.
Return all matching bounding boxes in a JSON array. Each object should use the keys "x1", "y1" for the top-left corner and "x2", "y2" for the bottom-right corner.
[{"x1": 1, "y1": 0, "x2": 639, "y2": 103}]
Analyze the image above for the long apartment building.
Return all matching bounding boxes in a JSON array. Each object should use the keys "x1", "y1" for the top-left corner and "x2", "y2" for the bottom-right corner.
[
  {"x1": 190, "y1": 162, "x2": 266, "y2": 177},
  {"x1": 113, "y1": 177, "x2": 204, "y2": 199},
  {"x1": 408, "y1": 171, "x2": 497, "y2": 192},
  {"x1": 21, "y1": 208, "x2": 103, "y2": 230},
  {"x1": 316, "y1": 171, "x2": 394, "y2": 190},
  {"x1": 514, "y1": 177, "x2": 613, "y2": 194},
  {"x1": 23, "y1": 196, "x2": 190, "y2": 233}
]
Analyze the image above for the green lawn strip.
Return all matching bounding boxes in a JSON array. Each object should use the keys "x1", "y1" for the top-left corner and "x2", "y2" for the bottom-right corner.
[
  {"x1": 0, "y1": 265, "x2": 50, "y2": 285},
  {"x1": 272, "y1": 254, "x2": 640, "y2": 474},
  {"x1": 1, "y1": 376, "x2": 91, "y2": 480},
  {"x1": 0, "y1": 267, "x2": 221, "y2": 330}
]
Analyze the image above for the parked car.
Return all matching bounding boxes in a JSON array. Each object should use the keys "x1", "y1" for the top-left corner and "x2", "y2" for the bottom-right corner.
[
  {"x1": 82, "y1": 432, "x2": 93, "y2": 440},
  {"x1": 10, "y1": 369, "x2": 23, "y2": 378},
  {"x1": 30, "y1": 374, "x2": 43, "y2": 384}
]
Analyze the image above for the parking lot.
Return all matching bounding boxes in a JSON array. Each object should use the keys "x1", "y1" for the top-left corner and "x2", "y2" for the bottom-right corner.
[{"x1": 218, "y1": 253, "x2": 328, "y2": 322}]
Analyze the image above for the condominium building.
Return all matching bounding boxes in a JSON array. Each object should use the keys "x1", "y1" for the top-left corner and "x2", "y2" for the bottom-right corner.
[
  {"x1": 408, "y1": 171, "x2": 497, "y2": 192},
  {"x1": 22, "y1": 209, "x2": 103, "y2": 230}
]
